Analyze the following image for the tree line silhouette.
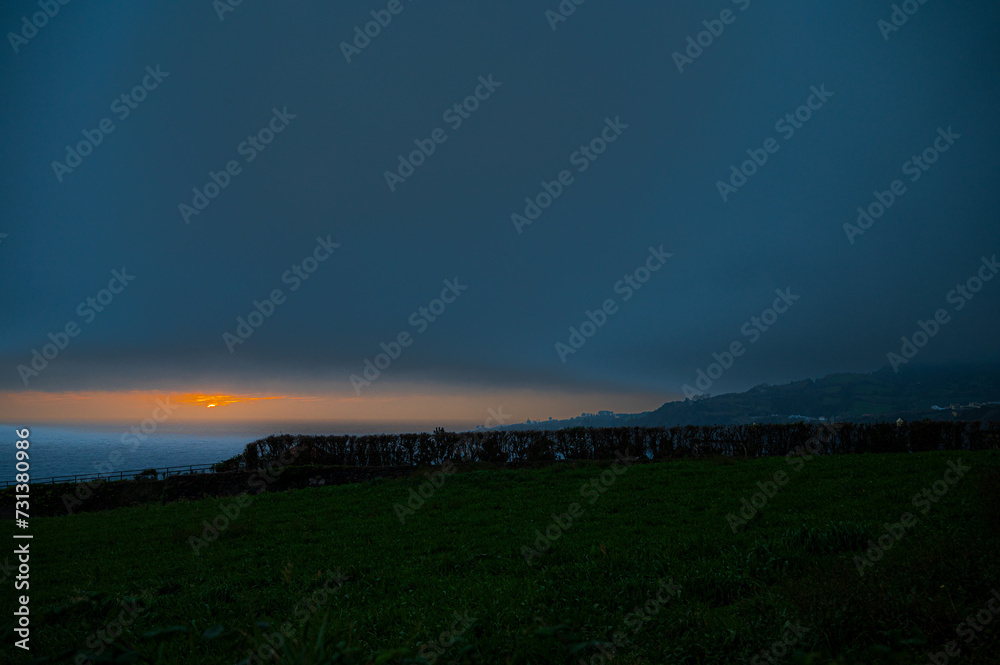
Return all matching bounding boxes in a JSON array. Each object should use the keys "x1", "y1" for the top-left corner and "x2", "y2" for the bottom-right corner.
[{"x1": 230, "y1": 421, "x2": 1000, "y2": 471}]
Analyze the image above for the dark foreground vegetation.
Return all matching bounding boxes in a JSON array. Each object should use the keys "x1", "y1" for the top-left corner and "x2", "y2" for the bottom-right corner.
[
  {"x1": 10, "y1": 463, "x2": 419, "y2": 518},
  {"x1": 4, "y1": 448, "x2": 999, "y2": 664},
  {"x1": 11, "y1": 422, "x2": 998, "y2": 519}
]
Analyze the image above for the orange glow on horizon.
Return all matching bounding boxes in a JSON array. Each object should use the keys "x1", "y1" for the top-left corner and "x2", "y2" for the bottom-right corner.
[
  {"x1": 0, "y1": 388, "x2": 672, "y2": 427},
  {"x1": 175, "y1": 394, "x2": 286, "y2": 409}
]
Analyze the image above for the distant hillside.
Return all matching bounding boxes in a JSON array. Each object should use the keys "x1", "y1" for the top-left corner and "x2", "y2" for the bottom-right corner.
[{"x1": 500, "y1": 366, "x2": 1000, "y2": 431}]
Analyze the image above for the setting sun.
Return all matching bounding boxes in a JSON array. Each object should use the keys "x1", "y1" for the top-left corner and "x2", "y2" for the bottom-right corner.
[{"x1": 175, "y1": 394, "x2": 286, "y2": 409}]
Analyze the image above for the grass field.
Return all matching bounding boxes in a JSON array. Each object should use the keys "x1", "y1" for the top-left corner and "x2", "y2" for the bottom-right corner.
[{"x1": 6, "y1": 450, "x2": 1000, "y2": 664}]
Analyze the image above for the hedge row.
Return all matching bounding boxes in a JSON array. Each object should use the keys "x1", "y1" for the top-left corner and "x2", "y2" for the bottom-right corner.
[{"x1": 230, "y1": 421, "x2": 1000, "y2": 471}]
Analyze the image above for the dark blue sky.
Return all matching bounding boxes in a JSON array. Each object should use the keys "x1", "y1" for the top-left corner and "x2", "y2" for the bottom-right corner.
[{"x1": 2, "y1": 0, "x2": 999, "y2": 417}]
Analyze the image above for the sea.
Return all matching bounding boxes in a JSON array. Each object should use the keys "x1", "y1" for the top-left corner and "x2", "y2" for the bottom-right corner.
[{"x1": 1, "y1": 420, "x2": 466, "y2": 484}]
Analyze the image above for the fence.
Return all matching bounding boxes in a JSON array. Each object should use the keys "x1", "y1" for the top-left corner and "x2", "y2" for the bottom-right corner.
[{"x1": 1, "y1": 463, "x2": 219, "y2": 488}]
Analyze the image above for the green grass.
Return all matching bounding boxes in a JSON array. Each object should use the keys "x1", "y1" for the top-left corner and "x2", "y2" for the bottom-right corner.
[{"x1": 6, "y1": 451, "x2": 1000, "y2": 664}]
